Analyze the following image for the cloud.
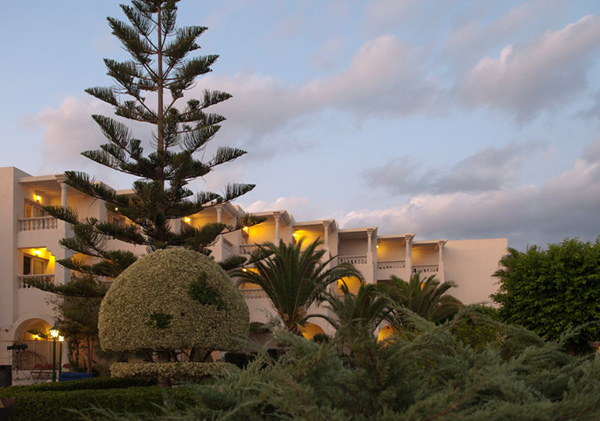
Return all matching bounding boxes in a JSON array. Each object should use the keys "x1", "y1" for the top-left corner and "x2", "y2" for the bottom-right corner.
[
  {"x1": 363, "y1": 0, "x2": 417, "y2": 34},
  {"x1": 342, "y1": 146, "x2": 600, "y2": 250},
  {"x1": 363, "y1": 141, "x2": 547, "y2": 195},
  {"x1": 201, "y1": 35, "x2": 441, "y2": 154},
  {"x1": 310, "y1": 36, "x2": 345, "y2": 70},
  {"x1": 456, "y1": 15, "x2": 600, "y2": 121},
  {"x1": 243, "y1": 196, "x2": 311, "y2": 220}
]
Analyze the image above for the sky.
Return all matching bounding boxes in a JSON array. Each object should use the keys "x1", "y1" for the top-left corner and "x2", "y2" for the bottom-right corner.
[{"x1": 2, "y1": 0, "x2": 600, "y2": 250}]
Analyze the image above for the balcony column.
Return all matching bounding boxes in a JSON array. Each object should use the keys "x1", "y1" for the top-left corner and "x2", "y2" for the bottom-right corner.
[
  {"x1": 322, "y1": 221, "x2": 330, "y2": 250},
  {"x1": 366, "y1": 228, "x2": 375, "y2": 284},
  {"x1": 216, "y1": 206, "x2": 222, "y2": 224},
  {"x1": 60, "y1": 183, "x2": 68, "y2": 208},
  {"x1": 273, "y1": 212, "x2": 281, "y2": 242},
  {"x1": 405, "y1": 234, "x2": 413, "y2": 276},
  {"x1": 437, "y1": 240, "x2": 445, "y2": 282}
]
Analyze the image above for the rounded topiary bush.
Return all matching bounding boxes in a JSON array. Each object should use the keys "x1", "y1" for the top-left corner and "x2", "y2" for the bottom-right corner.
[{"x1": 99, "y1": 249, "x2": 249, "y2": 353}]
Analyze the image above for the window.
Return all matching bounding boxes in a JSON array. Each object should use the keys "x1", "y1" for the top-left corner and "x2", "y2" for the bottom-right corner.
[
  {"x1": 23, "y1": 255, "x2": 46, "y2": 275},
  {"x1": 24, "y1": 200, "x2": 47, "y2": 218}
]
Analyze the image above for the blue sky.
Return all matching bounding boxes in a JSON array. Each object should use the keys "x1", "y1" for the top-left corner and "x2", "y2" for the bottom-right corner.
[{"x1": 2, "y1": 0, "x2": 600, "y2": 250}]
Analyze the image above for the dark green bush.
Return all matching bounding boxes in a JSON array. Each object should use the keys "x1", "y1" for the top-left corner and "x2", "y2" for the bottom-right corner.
[
  {"x1": 0, "y1": 376, "x2": 155, "y2": 393},
  {"x1": 0, "y1": 385, "x2": 194, "y2": 421}
]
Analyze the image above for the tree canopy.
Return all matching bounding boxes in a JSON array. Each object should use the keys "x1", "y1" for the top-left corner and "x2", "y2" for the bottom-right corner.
[{"x1": 492, "y1": 237, "x2": 600, "y2": 352}]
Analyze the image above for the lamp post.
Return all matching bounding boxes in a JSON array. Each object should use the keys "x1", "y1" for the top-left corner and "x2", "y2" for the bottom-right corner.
[
  {"x1": 49, "y1": 324, "x2": 59, "y2": 382},
  {"x1": 58, "y1": 336, "x2": 64, "y2": 380}
]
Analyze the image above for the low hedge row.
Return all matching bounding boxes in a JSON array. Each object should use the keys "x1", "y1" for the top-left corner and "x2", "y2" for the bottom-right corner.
[
  {"x1": 0, "y1": 385, "x2": 196, "y2": 421},
  {"x1": 1, "y1": 376, "x2": 156, "y2": 393}
]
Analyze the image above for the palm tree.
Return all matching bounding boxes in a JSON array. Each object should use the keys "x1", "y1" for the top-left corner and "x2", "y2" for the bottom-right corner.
[
  {"x1": 384, "y1": 273, "x2": 463, "y2": 325},
  {"x1": 232, "y1": 238, "x2": 362, "y2": 334},
  {"x1": 318, "y1": 282, "x2": 390, "y2": 337}
]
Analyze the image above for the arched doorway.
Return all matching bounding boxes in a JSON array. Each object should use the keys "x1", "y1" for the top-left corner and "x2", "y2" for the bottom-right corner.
[
  {"x1": 301, "y1": 323, "x2": 325, "y2": 340},
  {"x1": 11, "y1": 319, "x2": 54, "y2": 371}
]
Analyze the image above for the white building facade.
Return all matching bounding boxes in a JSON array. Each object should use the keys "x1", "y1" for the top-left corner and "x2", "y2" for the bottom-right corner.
[{"x1": 0, "y1": 167, "x2": 507, "y2": 368}]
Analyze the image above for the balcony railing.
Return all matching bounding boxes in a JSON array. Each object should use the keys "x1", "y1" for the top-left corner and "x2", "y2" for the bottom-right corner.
[
  {"x1": 377, "y1": 260, "x2": 405, "y2": 270},
  {"x1": 338, "y1": 255, "x2": 367, "y2": 265},
  {"x1": 18, "y1": 274, "x2": 55, "y2": 289},
  {"x1": 18, "y1": 217, "x2": 58, "y2": 231},
  {"x1": 413, "y1": 264, "x2": 439, "y2": 274},
  {"x1": 240, "y1": 244, "x2": 260, "y2": 255},
  {"x1": 240, "y1": 288, "x2": 268, "y2": 300}
]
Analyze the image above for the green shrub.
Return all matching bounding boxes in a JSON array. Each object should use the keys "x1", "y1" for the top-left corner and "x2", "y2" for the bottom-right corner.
[
  {"x1": 0, "y1": 385, "x2": 195, "y2": 421},
  {"x1": 110, "y1": 362, "x2": 239, "y2": 382},
  {"x1": 99, "y1": 249, "x2": 249, "y2": 353},
  {"x1": 0, "y1": 376, "x2": 155, "y2": 393}
]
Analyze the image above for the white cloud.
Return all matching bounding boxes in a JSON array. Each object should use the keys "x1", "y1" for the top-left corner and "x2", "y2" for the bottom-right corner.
[
  {"x1": 363, "y1": 0, "x2": 417, "y2": 34},
  {"x1": 456, "y1": 15, "x2": 600, "y2": 120},
  {"x1": 364, "y1": 141, "x2": 547, "y2": 194},
  {"x1": 310, "y1": 36, "x2": 345, "y2": 70},
  {"x1": 343, "y1": 142, "x2": 600, "y2": 250},
  {"x1": 243, "y1": 196, "x2": 311, "y2": 220}
]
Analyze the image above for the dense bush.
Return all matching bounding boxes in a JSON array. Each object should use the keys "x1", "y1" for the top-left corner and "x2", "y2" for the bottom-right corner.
[
  {"x1": 80, "y1": 315, "x2": 600, "y2": 420},
  {"x1": 0, "y1": 384, "x2": 195, "y2": 421},
  {"x1": 110, "y1": 362, "x2": 239, "y2": 382},
  {"x1": 493, "y1": 238, "x2": 600, "y2": 353},
  {"x1": 99, "y1": 249, "x2": 249, "y2": 353},
  {"x1": 0, "y1": 376, "x2": 155, "y2": 394}
]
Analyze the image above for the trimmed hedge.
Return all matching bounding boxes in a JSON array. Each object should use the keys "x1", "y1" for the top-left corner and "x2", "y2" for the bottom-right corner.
[
  {"x1": 0, "y1": 384, "x2": 195, "y2": 421},
  {"x1": 0, "y1": 376, "x2": 156, "y2": 393},
  {"x1": 111, "y1": 361, "x2": 239, "y2": 382}
]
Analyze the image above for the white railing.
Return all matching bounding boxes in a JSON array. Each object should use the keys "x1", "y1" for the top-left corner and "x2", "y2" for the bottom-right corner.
[
  {"x1": 240, "y1": 244, "x2": 260, "y2": 255},
  {"x1": 338, "y1": 255, "x2": 367, "y2": 265},
  {"x1": 18, "y1": 274, "x2": 55, "y2": 289},
  {"x1": 413, "y1": 265, "x2": 439, "y2": 273},
  {"x1": 18, "y1": 217, "x2": 58, "y2": 231},
  {"x1": 377, "y1": 260, "x2": 405, "y2": 270},
  {"x1": 240, "y1": 288, "x2": 268, "y2": 299}
]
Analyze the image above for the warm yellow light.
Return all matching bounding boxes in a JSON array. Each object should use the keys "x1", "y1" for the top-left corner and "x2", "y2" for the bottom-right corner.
[
  {"x1": 114, "y1": 207, "x2": 119, "y2": 211},
  {"x1": 34, "y1": 195, "x2": 41, "y2": 203},
  {"x1": 49, "y1": 326, "x2": 59, "y2": 339},
  {"x1": 59, "y1": 336, "x2": 64, "y2": 342},
  {"x1": 293, "y1": 232, "x2": 297, "y2": 238},
  {"x1": 33, "y1": 249, "x2": 42, "y2": 257},
  {"x1": 33, "y1": 334, "x2": 39, "y2": 341},
  {"x1": 242, "y1": 226, "x2": 248, "y2": 232},
  {"x1": 184, "y1": 217, "x2": 191, "y2": 223},
  {"x1": 242, "y1": 268, "x2": 247, "y2": 272}
]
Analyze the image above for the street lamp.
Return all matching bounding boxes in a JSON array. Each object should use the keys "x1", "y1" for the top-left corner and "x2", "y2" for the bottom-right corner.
[
  {"x1": 49, "y1": 324, "x2": 59, "y2": 382},
  {"x1": 58, "y1": 336, "x2": 64, "y2": 379}
]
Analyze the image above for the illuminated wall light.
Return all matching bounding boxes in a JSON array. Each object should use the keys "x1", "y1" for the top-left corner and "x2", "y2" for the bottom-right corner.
[
  {"x1": 242, "y1": 226, "x2": 248, "y2": 232},
  {"x1": 242, "y1": 268, "x2": 247, "y2": 272},
  {"x1": 292, "y1": 232, "x2": 297, "y2": 238},
  {"x1": 33, "y1": 249, "x2": 42, "y2": 257},
  {"x1": 114, "y1": 207, "x2": 119, "y2": 212},
  {"x1": 184, "y1": 217, "x2": 191, "y2": 223},
  {"x1": 34, "y1": 195, "x2": 41, "y2": 203}
]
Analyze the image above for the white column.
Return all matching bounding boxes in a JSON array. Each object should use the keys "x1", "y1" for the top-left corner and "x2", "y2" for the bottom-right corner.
[
  {"x1": 216, "y1": 206, "x2": 223, "y2": 224},
  {"x1": 438, "y1": 240, "x2": 445, "y2": 281},
  {"x1": 366, "y1": 228, "x2": 375, "y2": 284},
  {"x1": 323, "y1": 221, "x2": 330, "y2": 249},
  {"x1": 60, "y1": 183, "x2": 68, "y2": 208},
  {"x1": 273, "y1": 212, "x2": 280, "y2": 242},
  {"x1": 405, "y1": 234, "x2": 413, "y2": 276}
]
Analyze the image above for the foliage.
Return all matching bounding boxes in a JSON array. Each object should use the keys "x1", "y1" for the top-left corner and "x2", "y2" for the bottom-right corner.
[
  {"x1": 99, "y1": 249, "x2": 249, "y2": 354},
  {"x1": 492, "y1": 238, "x2": 600, "y2": 353},
  {"x1": 75, "y1": 321, "x2": 600, "y2": 420},
  {"x1": 43, "y1": 0, "x2": 261, "y2": 279},
  {"x1": 0, "y1": 384, "x2": 195, "y2": 421},
  {"x1": 1, "y1": 376, "x2": 156, "y2": 393},
  {"x1": 110, "y1": 362, "x2": 239, "y2": 382},
  {"x1": 232, "y1": 238, "x2": 362, "y2": 333},
  {"x1": 384, "y1": 273, "x2": 464, "y2": 325}
]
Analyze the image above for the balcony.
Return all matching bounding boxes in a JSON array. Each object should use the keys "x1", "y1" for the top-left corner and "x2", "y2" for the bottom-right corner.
[
  {"x1": 413, "y1": 264, "x2": 439, "y2": 274},
  {"x1": 240, "y1": 288, "x2": 268, "y2": 300},
  {"x1": 338, "y1": 255, "x2": 367, "y2": 265},
  {"x1": 18, "y1": 217, "x2": 57, "y2": 231},
  {"x1": 240, "y1": 244, "x2": 260, "y2": 255},
  {"x1": 18, "y1": 274, "x2": 55, "y2": 289},
  {"x1": 377, "y1": 260, "x2": 405, "y2": 270}
]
